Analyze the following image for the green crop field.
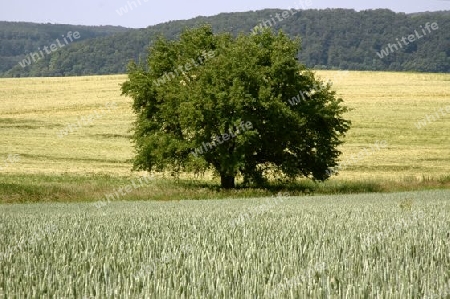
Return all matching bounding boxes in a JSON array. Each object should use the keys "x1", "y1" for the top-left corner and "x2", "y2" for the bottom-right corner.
[{"x1": 1, "y1": 190, "x2": 449, "y2": 297}]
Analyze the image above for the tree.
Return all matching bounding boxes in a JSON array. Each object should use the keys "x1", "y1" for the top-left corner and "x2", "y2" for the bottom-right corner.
[{"x1": 121, "y1": 24, "x2": 351, "y2": 188}]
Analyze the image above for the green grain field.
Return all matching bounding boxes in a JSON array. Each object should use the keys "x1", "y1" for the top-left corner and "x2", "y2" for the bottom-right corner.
[{"x1": 1, "y1": 190, "x2": 449, "y2": 297}]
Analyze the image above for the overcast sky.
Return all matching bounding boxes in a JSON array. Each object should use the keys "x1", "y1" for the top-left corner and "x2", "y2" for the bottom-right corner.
[{"x1": 1, "y1": 0, "x2": 449, "y2": 28}]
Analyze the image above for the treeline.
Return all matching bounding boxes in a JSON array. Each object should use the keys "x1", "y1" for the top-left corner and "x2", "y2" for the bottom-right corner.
[
  {"x1": 1, "y1": 9, "x2": 449, "y2": 77},
  {"x1": 0, "y1": 22, "x2": 131, "y2": 76}
]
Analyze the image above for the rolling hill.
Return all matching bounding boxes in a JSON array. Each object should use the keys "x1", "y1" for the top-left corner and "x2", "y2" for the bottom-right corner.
[{"x1": 0, "y1": 9, "x2": 449, "y2": 77}]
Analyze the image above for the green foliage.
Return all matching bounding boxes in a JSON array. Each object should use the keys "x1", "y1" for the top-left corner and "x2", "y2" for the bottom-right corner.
[
  {"x1": 1, "y1": 9, "x2": 449, "y2": 77},
  {"x1": 122, "y1": 25, "x2": 351, "y2": 188},
  {"x1": 0, "y1": 22, "x2": 130, "y2": 76}
]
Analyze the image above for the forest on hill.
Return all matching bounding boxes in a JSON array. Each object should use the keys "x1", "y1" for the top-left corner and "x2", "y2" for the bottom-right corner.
[{"x1": 1, "y1": 9, "x2": 449, "y2": 77}]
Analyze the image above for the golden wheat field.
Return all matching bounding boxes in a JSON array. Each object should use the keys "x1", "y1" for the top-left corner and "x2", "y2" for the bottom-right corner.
[{"x1": 0, "y1": 71, "x2": 449, "y2": 182}]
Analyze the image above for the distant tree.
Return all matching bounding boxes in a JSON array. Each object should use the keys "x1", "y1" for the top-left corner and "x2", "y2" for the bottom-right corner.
[{"x1": 121, "y1": 24, "x2": 351, "y2": 188}]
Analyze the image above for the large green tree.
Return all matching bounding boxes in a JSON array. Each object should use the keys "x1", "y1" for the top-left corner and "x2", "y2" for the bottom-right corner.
[{"x1": 121, "y1": 25, "x2": 351, "y2": 188}]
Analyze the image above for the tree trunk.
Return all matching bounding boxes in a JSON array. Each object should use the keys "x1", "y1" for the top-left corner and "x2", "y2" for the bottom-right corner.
[{"x1": 220, "y1": 174, "x2": 235, "y2": 189}]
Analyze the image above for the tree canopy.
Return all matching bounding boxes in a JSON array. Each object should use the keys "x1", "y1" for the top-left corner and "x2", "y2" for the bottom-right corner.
[{"x1": 122, "y1": 25, "x2": 351, "y2": 188}]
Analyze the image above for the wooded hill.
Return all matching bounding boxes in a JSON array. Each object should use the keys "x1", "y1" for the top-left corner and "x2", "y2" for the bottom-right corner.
[{"x1": 1, "y1": 9, "x2": 449, "y2": 77}]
